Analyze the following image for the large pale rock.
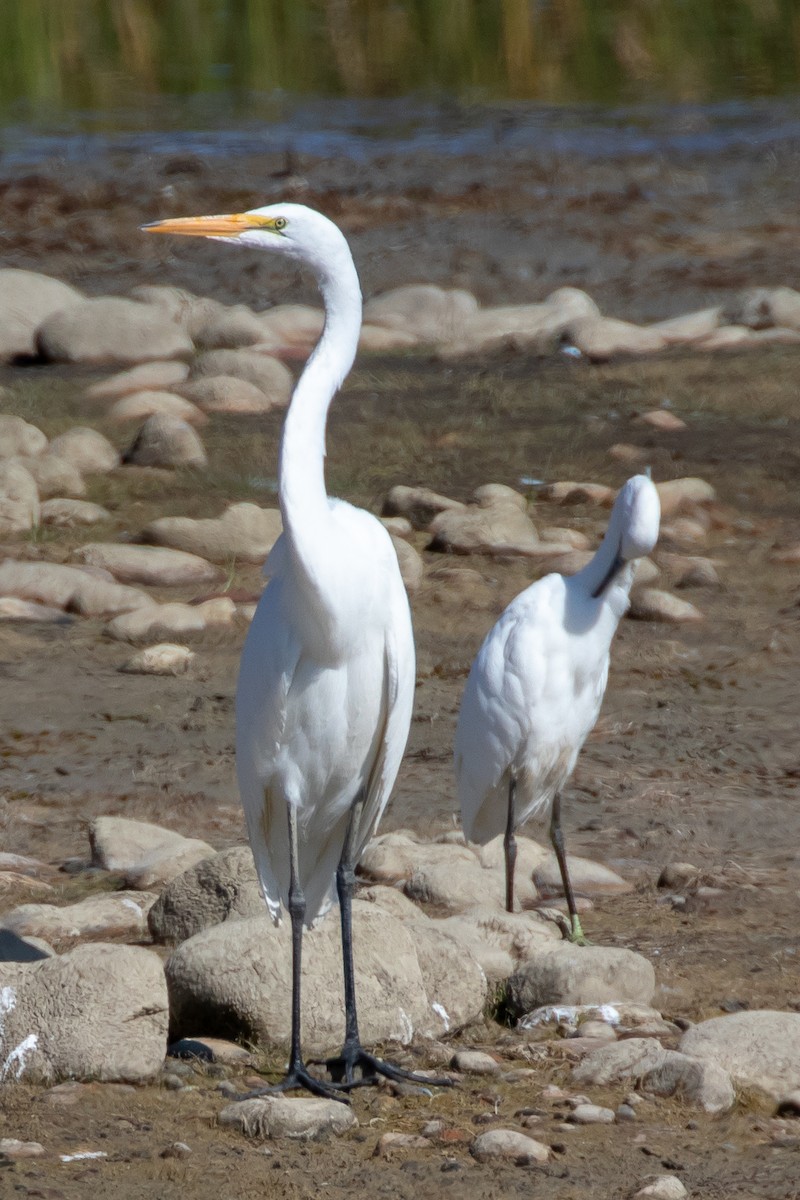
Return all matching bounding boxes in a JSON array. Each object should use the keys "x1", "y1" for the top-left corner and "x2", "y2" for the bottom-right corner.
[
  {"x1": 0, "y1": 269, "x2": 83, "y2": 361},
  {"x1": 573, "y1": 1038, "x2": 735, "y2": 1114},
  {"x1": 533, "y1": 853, "x2": 632, "y2": 897},
  {"x1": 629, "y1": 589, "x2": 703, "y2": 623},
  {"x1": 1, "y1": 892, "x2": 157, "y2": 945},
  {"x1": 364, "y1": 285, "x2": 479, "y2": 343},
  {"x1": 110, "y1": 391, "x2": 207, "y2": 426},
  {"x1": 148, "y1": 846, "x2": 264, "y2": 944},
  {"x1": 473, "y1": 483, "x2": 527, "y2": 511},
  {"x1": 0, "y1": 462, "x2": 40, "y2": 534},
  {"x1": 649, "y1": 306, "x2": 723, "y2": 344},
  {"x1": 105, "y1": 596, "x2": 235, "y2": 642},
  {"x1": 470, "y1": 1129, "x2": 550, "y2": 1164},
  {"x1": 259, "y1": 304, "x2": 325, "y2": 351},
  {"x1": 87, "y1": 360, "x2": 191, "y2": 400},
  {"x1": 37, "y1": 298, "x2": 193, "y2": 364},
  {"x1": 359, "y1": 835, "x2": 476, "y2": 884},
  {"x1": 506, "y1": 945, "x2": 656, "y2": 1017},
  {"x1": 47, "y1": 427, "x2": 120, "y2": 474},
  {"x1": 407, "y1": 920, "x2": 488, "y2": 1035},
  {"x1": 120, "y1": 643, "x2": 195, "y2": 676},
  {"x1": 679, "y1": 1011, "x2": 800, "y2": 1102},
  {"x1": 358, "y1": 324, "x2": 419, "y2": 352},
  {"x1": 635, "y1": 409, "x2": 687, "y2": 432},
  {"x1": 123, "y1": 414, "x2": 207, "y2": 469},
  {"x1": 428, "y1": 502, "x2": 539, "y2": 557},
  {"x1": 0, "y1": 415, "x2": 47, "y2": 460},
  {"x1": 439, "y1": 288, "x2": 599, "y2": 357},
  {"x1": 166, "y1": 903, "x2": 485, "y2": 1055},
  {"x1": 40, "y1": 499, "x2": 111, "y2": 528},
  {"x1": 656, "y1": 478, "x2": 716, "y2": 517},
  {"x1": 382, "y1": 485, "x2": 464, "y2": 531},
  {"x1": 0, "y1": 560, "x2": 151, "y2": 616},
  {"x1": 219, "y1": 1096, "x2": 356, "y2": 1140},
  {"x1": 566, "y1": 315, "x2": 667, "y2": 361},
  {"x1": 142, "y1": 502, "x2": 282, "y2": 563},
  {"x1": 634, "y1": 1177, "x2": 688, "y2": 1200},
  {"x1": 12, "y1": 454, "x2": 85, "y2": 499},
  {"x1": 0, "y1": 597, "x2": 71, "y2": 623},
  {"x1": 391, "y1": 535, "x2": 423, "y2": 592},
  {"x1": 193, "y1": 304, "x2": 270, "y2": 350},
  {"x1": 404, "y1": 856, "x2": 537, "y2": 913},
  {"x1": 539, "y1": 480, "x2": 615, "y2": 506},
  {"x1": 89, "y1": 816, "x2": 215, "y2": 889},
  {"x1": 176, "y1": 375, "x2": 274, "y2": 414},
  {"x1": 429, "y1": 906, "x2": 559, "y2": 984},
  {"x1": 725, "y1": 285, "x2": 800, "y2": 331},
  {"x1": 0, "y1": 943, "x2": 168, "y2": 1083},
  {"x1": 191, "y1": 349, "x2": 293, "y2": 406},
  {"x1": 75, "y1": 543, "x2": 222, "y2": 588}
]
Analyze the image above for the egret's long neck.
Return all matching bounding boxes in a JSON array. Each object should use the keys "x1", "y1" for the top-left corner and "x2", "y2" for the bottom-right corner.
[
  {"x1": 580, "y1": 505, "x2": 630, "y2": 601},
  {"x1": 278, "y1": 247, "x2": 362, "y2": 555}
]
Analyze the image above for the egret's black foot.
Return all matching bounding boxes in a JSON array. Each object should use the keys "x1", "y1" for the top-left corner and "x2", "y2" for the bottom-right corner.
[
  {"x1": 233, "y1": 1062, "x2": 350, "y2": 1104},
  {"x1": 318, "y1": 1044, "x2": 455, "y2": 1091}
]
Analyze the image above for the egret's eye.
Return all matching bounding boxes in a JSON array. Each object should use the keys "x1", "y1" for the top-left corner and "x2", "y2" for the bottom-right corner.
[{"x1": 274, "y1": 217, "x2": 288, "y2": 231}]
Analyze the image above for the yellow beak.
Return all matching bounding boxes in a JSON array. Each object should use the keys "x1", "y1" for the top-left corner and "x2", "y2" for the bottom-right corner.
[{"x1": 141, "y1": 212, "x2": 280, "y2": 237}]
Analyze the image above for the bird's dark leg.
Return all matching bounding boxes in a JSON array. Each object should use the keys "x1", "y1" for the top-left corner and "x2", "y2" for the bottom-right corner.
[
  {"x1": 318, "y1": 794, "x2": 454, "y2": 1092},
  {"x1": 549, "y1": 793, "x2": 587, "y2": 945},
  {"x1": 235, "y1": 802, "x2": 348, "y2": 1104},
  {"x1": 505, "y1": 775, "x2": 517, "y2": 913}
]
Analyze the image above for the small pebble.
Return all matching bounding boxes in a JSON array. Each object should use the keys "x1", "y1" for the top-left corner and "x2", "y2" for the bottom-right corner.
[
  {"x1": 616, "y1": 1104, "x2": 637, "y2": 1122},
  {"x1": 375, "y1": 1132, "x2": 430, "y2": 1157},
  {"x1": 634, "y1": 1175, "x2": 688, "y2": 1200},
  {"x1": 0, "y1": 1139, "x2": 45, "y2": 1160},
  {"x1": 160, "y1": 1142, "x2": 192, "y2": 1160},
  {"x1": 421, "y1": 1119, "x2": 446, "y2": 1138},
  {"x1": 451, "y1": 1050, "x2": 501, "y2": 1075},
  {"x1": 162, "y1": 1073, "x2": 187, "y2": 1090},
  {"x1": 569, "y1": 1103, "x2": 616, "y2": 1125}
]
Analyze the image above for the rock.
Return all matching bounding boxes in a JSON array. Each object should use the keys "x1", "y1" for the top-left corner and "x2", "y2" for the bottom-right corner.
[
  {"x1": 364, "y1": 284, "x2": 479, "y2": 343},
  {"x1": 160, "y1": 1141, "x2": 192, "y2": 1159},
  {"x1": 0, "y1": 596, "x2": 73, "y2": 623},
  {"x1": 123, "y1": 414, "x2": 207, "y2": 469},
  {"x1": 408, "y1": 920, "x2": 488, "y2": 1036},
  {"x1": 650, "y1": 306, "x2": 723, "y2": 344},
  {"x1": 383, "y1": 485, "x2": 464, "y2": 531},
  {"x1": 656, "y1": 478, "x2": 716, "y2": 518},
  {"x1": 439, "y1": 288, "x2": 599, "y2": 357},
  {"x1": 0, "y1": 462, "x2": 40, "y2": 534},
  {"x1": 696, "y1": 324, "x2": 757, "y2": 350},
  {"x1": 657, "y1": 862, "x2": 699, "y2": 889},
  {"x1": 629, "y1": 589, "x2": 703, "y2": 623},
  {"x1": 375, "y1": 1132, "x2": 431, "y2": 1156},
  {"x1": 572, "y1": 1038, "x2": 734, "y2": 1114},
  {"x1": 0, "y1": 414, "x2": 47, "y2": 459},
  {"x1": 0, "y1": 930, "x2": 55, "y2": 962},
  {"x1": 470, "y1": 1128, "x2": 550, "y2": 1165},
  {"x1": 0, "y1": 560, "x2": 150, "y2": 616},
  {"x1": 259, "y1": 304, "x2": 325, "y2": 351},
  {"x1": 578, "y1": 1020, "x2": 617, "y2": 1042},
  {"x1": 359, "y1": 834, "x2": 472, "y2": 883},
  {"x1": 1, "y1": 891, "x2": 157, "y2": 945},
  {"x1": 391, "y1": 535, "x2": 423, "y2": 592},
  {"x1": 165, "y1": 902, "x2": 485, "y2": 1055},
  {"x1": 219, "y1": 1096, "x2": 356, "y2": 1140},
  {"x1": 89, "y1": 816, "x2": 215, "y2": 890},
  {"x1": 381, "y1": 515, "x2": 413, "y2": 538},
  {"x1": 0, "y1": 1139, "x2": 46, "y2": 1159},
  {"x1": 539, "y1": 526, "x2": 591, "y2": 550},
  {"x1": 40, "y1": 498, "x2": 111, "y2": 527},
  {"x1": 636, "y1": 409, "x2": 687, "y2": 432},
  {"x1": 451, "y1": 1050, "x2": 501, "y2": 1075},
  {"x1": 679, "y1": 1011, "x2": 800, "y2": 1102},
  {"x1": 142, "y1": 501, "x2": 281, "y2": 563},
  {"x1": 569, "y1": 1102, "x2": 615, "y2": 1124},
  {"x1": 533, "y1": 854, "x2": 632, "y2": 898},
  {"x1": 193, "y1": 304, "x2": 271, "y2": 350},
  {"x1": 506, "y1": 946, "x2": 656, "y2": 1018},
  {"x1": 168, "y1": 1036, "x2": 254, "y2": 1066},
  {"x1": 148, "y1": 846, "x2": 264, "y2": 944},
  {"x1": 37, "y1": 297, "x2": 193, "y2": 364},
  {"x1": 473, "y1": 483, "x2": 527, "y2": 511},
  {"x1": 770, "y1": 544, "x2": 800, "y2": 564},
  {"x1": 110, "y1": 390, "x2": 207, "y2": 426},
  {"x1": 634, "y1": 1176, "x2": 688, "y2": 1200},
  {"x1": 608, "y1": 442, "x2": 648, "y2": 465},
  {"x1": 539, "y1": 480, "x2": 616, "y2": 506},
  {"x1": 105, "y1": 596, "x2": 235, "y2": 642},
  {"x1": 176, "y1": 375, "x2": 274, "y2": 414},
  {"x1": 428, "y1": 906, "x2": 558, "y2": 985},
  {"x1": 476, "y1": 834, "x2": 548, "y2": 875},
  {"x1": 47, "y1": 427, "x2": 120, "y2": 474},
  {"x1": 75, "y1": 543, "x2": 222, "y2": 587},
  {"x1": 428, "y1": 501, "x2": 539, "y2": 557},
  {"x1": 12, "y1": 453, "x2": 85, "y2": 499},
  {"x1": 358, "y1": 324, "x2": 419, "y2": 352},
  {"x1": 725, "y1": 285, "x2": 800, "y2": 331},
  {"x1": 0, "y1": 943, "x2": 168, "y2": 1083},
  {"x1": 191, "y1": 349, "x2": 293, "y2": 406},
  {"x1": 0, "y1": 269, "x2": 83, "y2": 360},
  {"x1": 403, "y1": 856, "x2": 536, "y2": 913},
  {"x1": 87, "y1": 360, "x2": 191, "y2": 400},
  {"x1": 121, "y1": 643, "x2": 196, "y2": 676},
  {"x1": 566, "y1": 315, "x2": 668, "y2": 361},
  {"x1": 675, "y1": 558, "x2": 720, "y2": 588}
]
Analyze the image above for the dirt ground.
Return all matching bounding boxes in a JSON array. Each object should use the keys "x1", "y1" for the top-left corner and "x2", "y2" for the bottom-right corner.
[{"x1": 1, "y1": 140, "x2": 800, "y2": 1198}]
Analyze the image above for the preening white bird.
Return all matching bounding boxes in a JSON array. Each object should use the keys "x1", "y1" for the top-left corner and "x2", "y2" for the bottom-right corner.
[
  {"x1": 454, "y1": 473, "x2": 660, "y2": 942},
  {"x1": 143, "y1": 203, "x2": 439, "y2": 1098}
]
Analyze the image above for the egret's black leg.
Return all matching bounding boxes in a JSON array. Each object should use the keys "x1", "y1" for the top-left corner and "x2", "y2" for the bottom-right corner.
[
  {"x1": 549, "y1": 793, "x2": 587, "y2": 944},
  {"x1": 318, "y1": 794, "x2": 455, "y2": 1092},
  {"x1": 504, "y1": 775, "x2": 517, "y2": 913},
  {"x1": 235, "y1": 802, "x2": 348, "y2": 1104}
]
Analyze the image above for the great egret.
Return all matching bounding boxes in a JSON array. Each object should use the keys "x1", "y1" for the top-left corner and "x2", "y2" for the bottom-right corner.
[
  {"x1": 454, "y1": 473, "x2": 660, "y2": 941},
  {"x1": 143, "y1": 203, "x2": 436, "y2": 1098}
]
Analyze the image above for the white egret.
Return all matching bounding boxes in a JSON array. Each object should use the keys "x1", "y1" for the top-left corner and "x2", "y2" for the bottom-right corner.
[
  {"x1": 454, "y1": 473, "x2": 660, "y2": 941},
  {"x1": 143, "y1": 203, "x2": 441, "y2": 1098}
]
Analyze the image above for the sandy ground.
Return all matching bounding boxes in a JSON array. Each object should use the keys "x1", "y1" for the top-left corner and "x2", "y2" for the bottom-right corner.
[{"x1": 1, "y1": 139, "x2": 800, "y2": 1197}]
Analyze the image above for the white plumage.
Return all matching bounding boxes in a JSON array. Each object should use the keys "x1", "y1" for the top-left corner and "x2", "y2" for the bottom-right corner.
[{"x1": 454, "y1": 473, "x2": 660, "y2": 938}]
